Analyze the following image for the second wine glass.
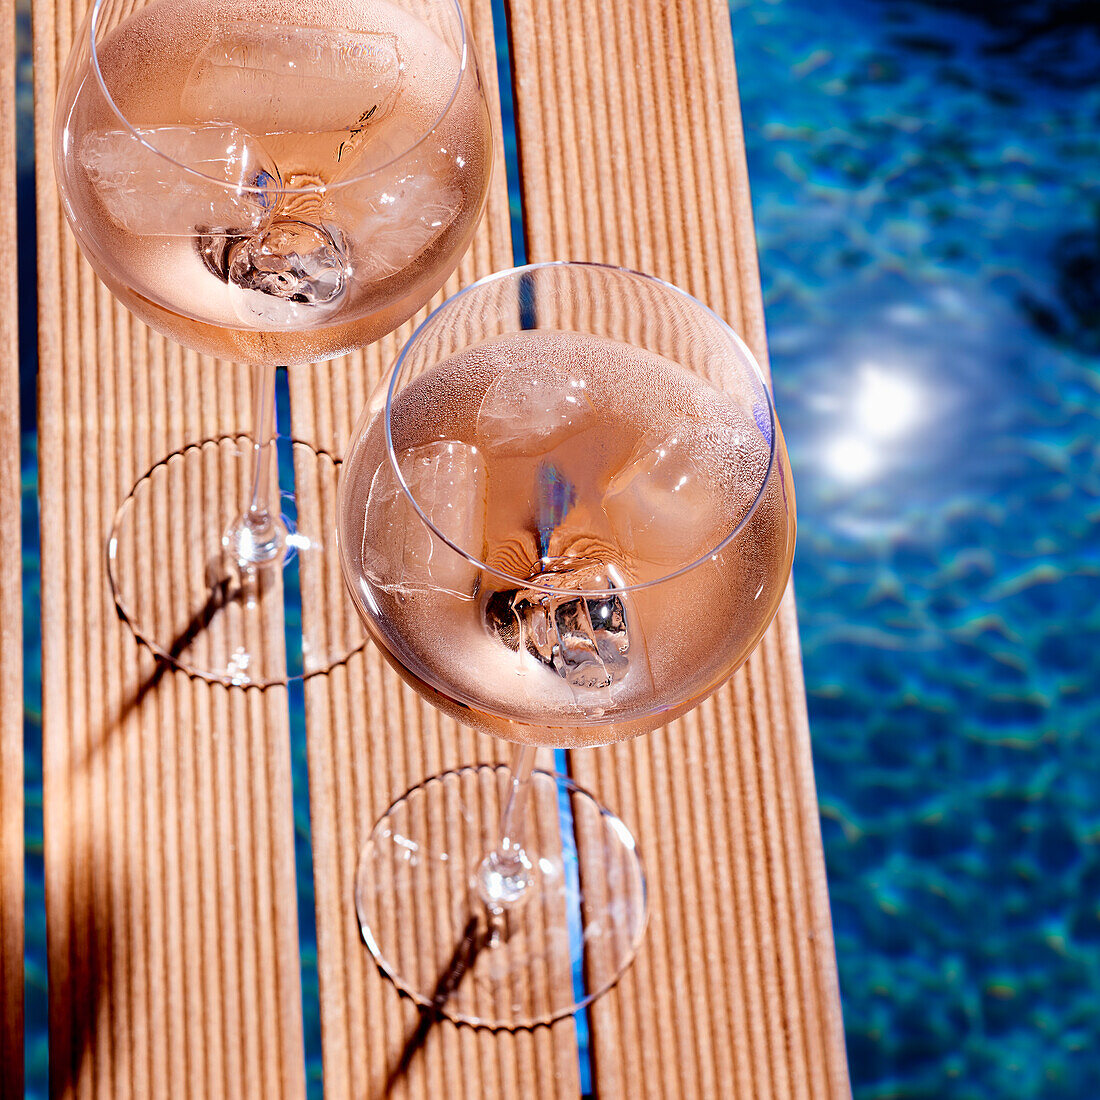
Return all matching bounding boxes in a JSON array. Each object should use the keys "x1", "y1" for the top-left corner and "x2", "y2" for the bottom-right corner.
[
  {"x1": 53, "y1": 0, "x2": 494, "y2": 685},
  {"x1": 338, "y1": 262, "x2": 797, "y2": 1027}
]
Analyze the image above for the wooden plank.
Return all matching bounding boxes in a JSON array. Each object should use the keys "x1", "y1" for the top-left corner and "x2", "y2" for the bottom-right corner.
[
  {"x1": 0, "y1": 0, "x2": 23, "y2": 1093},
  {"x1": 34, "y1": 1, "x2": 306, "y2": 1096},
  {"x1": 507, "y1": 0, "x2": 852, "y2": 1095},
  {"x1": 286, "y1": 1, "x2": 583, "y2": 1095}
]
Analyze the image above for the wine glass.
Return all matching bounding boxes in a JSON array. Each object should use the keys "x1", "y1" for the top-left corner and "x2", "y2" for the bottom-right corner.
[
  {"x1": 338, "y1": 262, "x2": 797, "y2": 1027},
  {"x1": 53, "y1": 0, "x2": 493, "y2": 686}
]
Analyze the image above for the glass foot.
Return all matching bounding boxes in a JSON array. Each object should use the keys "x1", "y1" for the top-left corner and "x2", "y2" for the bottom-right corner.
[
  {"x1": 108, "y1": 434, "x2": 365, "y2": 687},
  {"x1": 356, "y1": 765, "x2": 647, "y2": 1029}
]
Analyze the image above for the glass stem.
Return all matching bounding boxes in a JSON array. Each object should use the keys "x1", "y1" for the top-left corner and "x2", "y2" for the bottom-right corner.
[
  {"x1": 495, "y1": 743, "x2": 537, "y2": 865},
  {"x1": 477, "y1": 744, "x2": 538, "y2": 945},
  {"x1": 247, "y1": 361, "x2": 278, "y2": 530},
  {"x1": 223, "y1": 363, "x2": 287, "y2": 572}
]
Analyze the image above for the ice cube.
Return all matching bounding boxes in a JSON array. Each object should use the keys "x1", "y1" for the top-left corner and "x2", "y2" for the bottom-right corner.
[
  {"x1": 228, "y1": 220, "x2": 345, "y2": 303},
  {"x1": 344, "y1": 168, "x2": 462, "y2": 281},
  {"x1": 182, "y1": 22, "x2": 402, "y2": 136},
  {"x1": 199, "y1": 218, "x2": 349, "y2": 327},
  {"x1": 362, "y1": 441, "x2": 486, "y2": 599},
  {"x1": 603, "y1": 418, "x2": 749, "y2": 566},
  {"x1": 484, "y1": 558, "x2": 633, "y2": 712},
  {"x1": 329, "y1": 105, "x2": 426, "y2": 180},
  {"x1": 476, "y1": 364, "x2": 595, "y2": 457},
  {"x1": 81, "y1": 124, "x2": 279, "y2": 236}
]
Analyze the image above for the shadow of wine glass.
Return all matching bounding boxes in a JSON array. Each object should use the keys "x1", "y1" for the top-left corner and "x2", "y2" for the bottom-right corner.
[{"x1": 380, "y1": 914, "x2": 485, "y2": 1094}]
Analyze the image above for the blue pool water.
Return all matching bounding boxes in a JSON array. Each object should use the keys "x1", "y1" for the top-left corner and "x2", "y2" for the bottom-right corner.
[
  {"x1": 18, "y1": 0, "x2": 1100, "y2": 1096},
  {"x1": 732, "y1": 0, "x2": 1100, "y2": 1094}
]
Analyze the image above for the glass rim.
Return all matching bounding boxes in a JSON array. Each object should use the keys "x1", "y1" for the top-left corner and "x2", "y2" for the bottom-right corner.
[
  {"x1": 382, "y1": 260, "x2": 779, "y2": 599},
  {"x1": 87, "y1": 0, "x2": 470, "y2": 195}
]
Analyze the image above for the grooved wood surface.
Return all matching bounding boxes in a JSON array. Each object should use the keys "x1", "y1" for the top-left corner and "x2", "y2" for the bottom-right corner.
[
  {"x1": 34, "y1": 0, "x2": 305, "y2": 1095},
  {"x1": 287, "y1": 1, "x2": 581, "y2": 1095},
  {"x1": 507, "y1": 0, "x2": 852, "y2": 1095},
  {"x1": 0, "y1": 0, "x2": 23, "y2": 1094}
]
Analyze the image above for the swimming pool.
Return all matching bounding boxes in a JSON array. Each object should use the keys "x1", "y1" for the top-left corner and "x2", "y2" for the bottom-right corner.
[
  {"x1": 18, "y1": 0, "x2": 1100, "y2": 1095},
  {"x1": 732, "y1": 0, "x2": 1100, "y2": 1093}
]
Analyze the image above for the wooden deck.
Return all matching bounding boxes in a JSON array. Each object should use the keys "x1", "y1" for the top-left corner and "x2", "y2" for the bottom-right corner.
[{"x1": 20, "y1": 0, "x2": 851, "y2": 1095}]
